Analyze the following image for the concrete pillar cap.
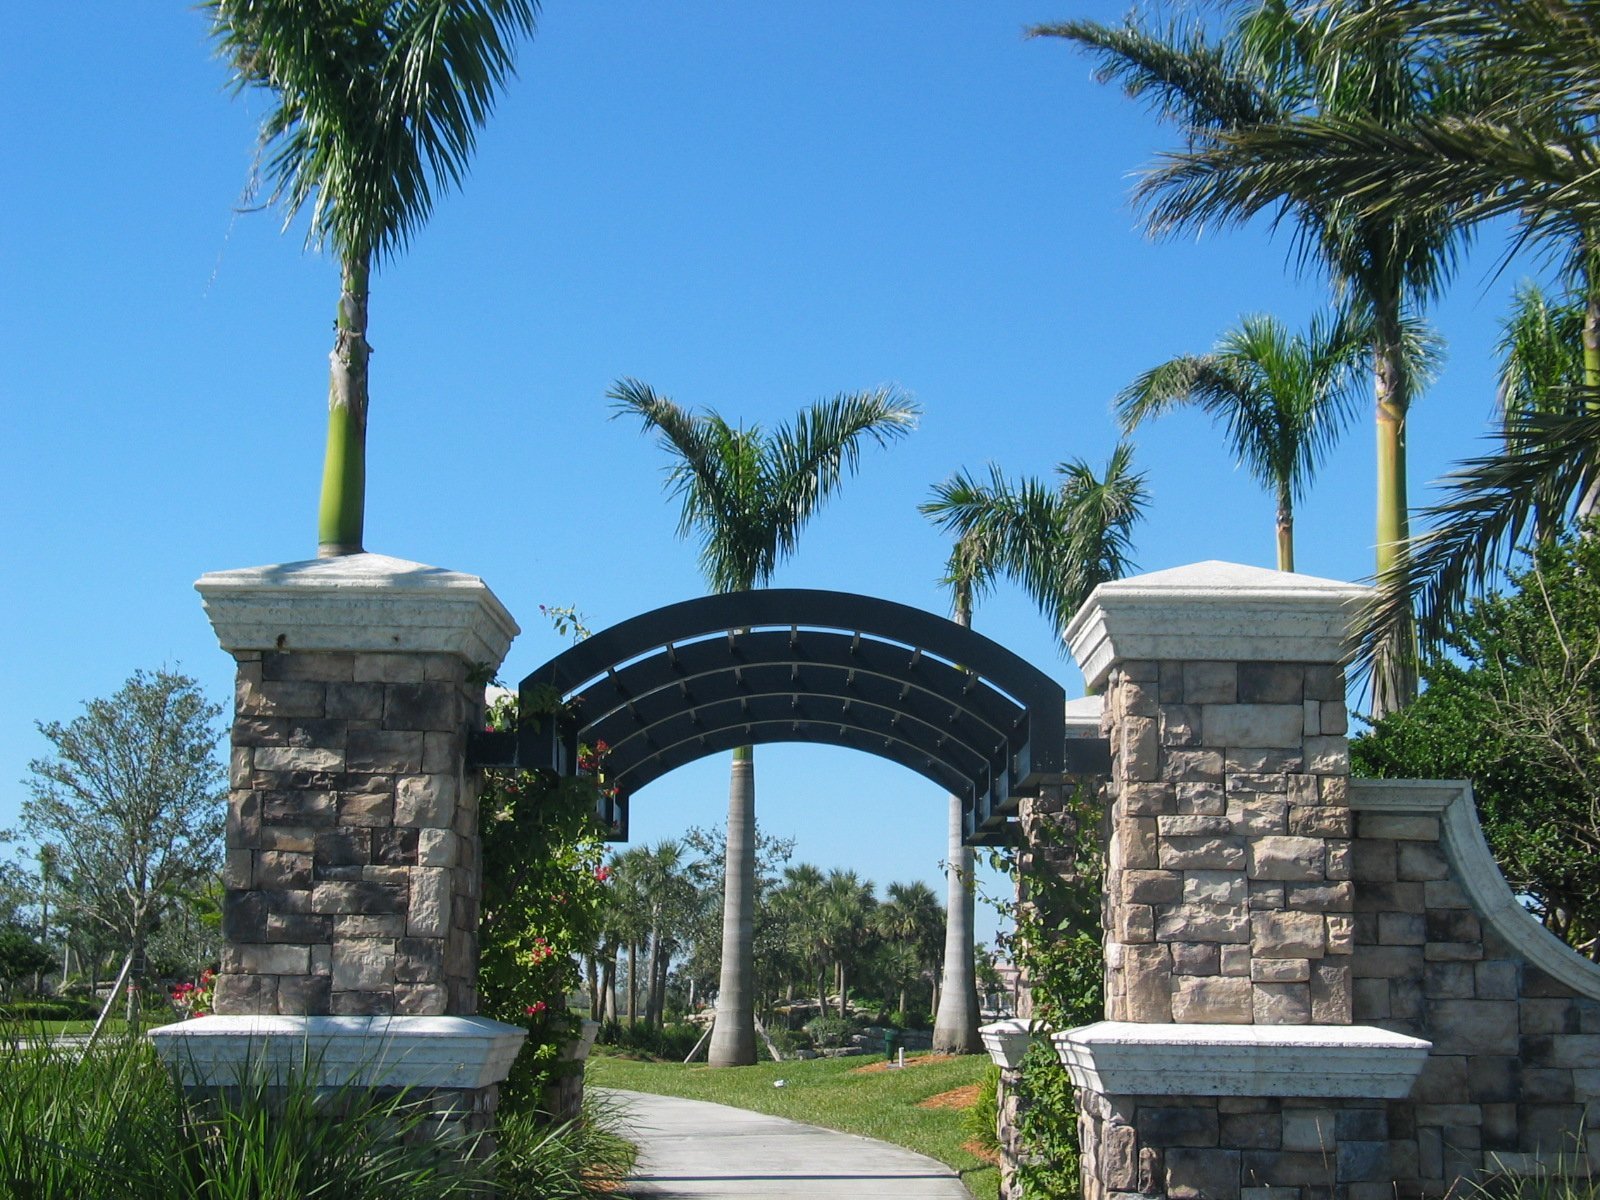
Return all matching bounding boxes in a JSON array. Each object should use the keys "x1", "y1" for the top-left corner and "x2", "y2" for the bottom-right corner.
[{"x1": 1065, "y1": 560, "x2": 1372, "y2": 689}]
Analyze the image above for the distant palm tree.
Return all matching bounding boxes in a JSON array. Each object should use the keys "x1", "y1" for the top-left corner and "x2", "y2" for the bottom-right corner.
[
  {"x1": 612, "y1": 380, "x2": 917, "y2": 1065},
  {"x1": 921, "y1": 444, "x2": 1149, "y2": 639},
  {"x1": 817, "y1": 870, "x2": 877, "y2": 1020},
  {"x1": 874, "y1": 880, "x2": 943, "y2": 1020},
  {"x1": 206, "y1": 0, "x2": 538, "y2": 557},
  {"x1": 1116, "y1": 310, "x2": 1372, "y2": 571}
]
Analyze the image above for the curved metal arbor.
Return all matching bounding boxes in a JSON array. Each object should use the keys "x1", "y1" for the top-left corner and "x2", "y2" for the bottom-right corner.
[{"x1": 516, "y1": 589, "x2": 1067, "y2": 844}]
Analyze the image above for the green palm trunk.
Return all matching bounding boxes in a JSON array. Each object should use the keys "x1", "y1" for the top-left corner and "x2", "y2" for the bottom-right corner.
[{"x1": 318, "y1": 254, "x2": 371, "y2": 557}]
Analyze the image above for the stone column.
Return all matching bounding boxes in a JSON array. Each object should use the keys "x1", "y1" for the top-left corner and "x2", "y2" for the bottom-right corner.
[
  {"x1": 1056, "y1": 562, "x2": 1430, "y2": 1200},
  {"x1": 151, "y1": 554, "x2": 525, "y2": 1141}
]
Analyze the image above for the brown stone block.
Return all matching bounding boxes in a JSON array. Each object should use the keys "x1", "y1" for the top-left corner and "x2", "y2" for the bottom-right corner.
[
  {"x1": 1427, "y1": 999, "x2": 1519, "y2": 1055},
  {"x1": 1185, "y1": 870, "x2": 1246, "y2": 907},
  {"x1": 331, "y1": 990, "x2": 396, "y2": 1015},
  {"x1": 1123, "y1": 680, "x2": 1159, "y2": 718},
  {"x1": 226, "y1": 789, "x2": 262, "y2": 847},
  {"x1": 1166, "y1": 1147, "x2": 1240, "y2": 1199},
  {"x1": 1238, "y1": 663, "x2": 1304, "y2": 704},
  {"x1": 374, "y1": 827, "x2": 421, "y2": 866},
  {"x1": 1171, "y1": 941, "x2": 1222, "y2": 975},
  {"x1": 255, "y1": 826, "x2": 316, "y2": 853},
  {"x1": 1221, "y1": 944, "x2": 1251, "y2": 977},
  {"x1": 1138, "y1": 1106, "x2": 1220, "y2": 1148},
  {"x1": 266, "y1": 912, "x2": 332, "y2": 944},
  {"x1": 1351, "y1": 944, "x2": 1424, "y2": 979},
  {"x1": 1115, "y1": 817, "x2": 1160, "y2": 869},
  {"x1": 346, "y1": 728, "x2": 424, "y2": 774},
  {"x1": 261, "y1": 790, "x2": 336, "y2": 826},
  {"x1": 263, "y1": 652, "x2": 355, "y2": 683},
  {"x1": 395, "y1": 774, "x2": 458, "y2": 827},
  {"x1": 212, "y1": 972, "x2": 278, "y2": 1016},
  {"x1": 1226, "y1": 772, "x2": 1290, "y2": 798},
  {"x1": 1157, "y1": 904, "x2": 1250, "y2": 944},
  {"x1": 394, "y1": 982, "x2": 449, "y2": 1014},
  {"x1": 1159, "y1": 814, "x2": 1234, "y2": 837},
  {"x1": 310, "y1": 880, "x2": 407, "y2": 915},
  {"x1": 1226, "y1": 748, "x2": 1304, "y2": 775},
  {"x1": 326, "y1": 682, "x2": 384, "y2": 721},
  {"x1": 1285, "y1": 881, "x2": 1353, "y2": 911},
  {"x1": 222, "y1": 890, "x2": 268, "y2": 943},
  {"x1": 230, "y1": 748, "x2": 254, "y2": 790},
  {"x1": 234, "y1": 718, "x2": 287, "y2": 747},
  {"x1": 395, "y1": 937, "x2": 445, "y2": 983},
  {"x1": 1425, "y1": 909, "x2": 1482, "y2": 944},
  {"x1": 1183, "y1": 662, "x2": 1238, "y2": 704},
  {"x1": 1119, "y1": 716, "x2": 1160, "y2": 782},
  {"x1": 1352, "y1": 977, "x2": 1389, "y2": 1021},
  {"x1": 227, "y1": 943, "x2": 311, "y2": 975},
  {"x1": 1423, "y1": 942, "x2": 1484, "y2": 963},
  {"x1": 255, "y1": 850, "x2": 312, "y2": 890},
  {"x1": 383, "y1": 682, "x2": 461, "y2": 733},
  {"x1": 422, "y1": 730, "x2": 463, "y2": 773},
  {"x1": 335, "y1": 914, "x2": 405, "y2": 938},
  {"x1": 332, "y1": 938, "x2": 396, "y2": 990},
  {"x1": 1230, "y1": 796, "x2": 1289, "y2": 836},
  {"x1": 1424, "y1": 961, "x2": 1475, "y2": 999},
  {"x1": 1325, "y1": 914, "x2": 1354, "y2": 955},
  {"x1": 1177, "y1": 783, "x2": 1227, "y2": 816},
  {"x1": 239, "y1": 679, "x2": 327, "y2": 719},
  {"x1": 1248, "y1": 835, "x2": 1326, "y2": 882},
  {"x1": 1124, "y1": 869, "x2": 1183, "y2": 904},
  {"x1": 276, "y1": 974, "x2": 333, "y2": 1015},
  {"x1": 1252, "y1": 958, "x2": 1311, "y2": 983},
  {"x1": 1123, "y1": 943, "x2": 1173, "y2": 1022},
  {"x1": 1354, "y1": 880, "x2": 1424, "y2": 912},
  {"x1": 1396, "y1": 841, "x2": 1450, "y2": 881},
  {"x1": 338, "y1": 792, "x2": 394, "y2": 827},
  {"x1": 1379, "y1": 912, "x2": 1426, "y2": 945}
]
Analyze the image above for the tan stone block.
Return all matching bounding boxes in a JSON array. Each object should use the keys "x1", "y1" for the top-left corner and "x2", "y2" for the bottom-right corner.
[
  {"x1": 335, "y1": 914, "x2": 405, "y2": 938},
  {"x1": 1287, "y1": 805, "x2": 1352, "y2": 838},
  {"x1": 1251, "y1": 958, "x2": 1311, "y2": 983},
  {"x1": 353, "y1": 654, "x2": 425, "y2": 683},
  {"x1": 407, "y1": 866, "x2": 453, "y2": 938},
  {"x1": 1201, "y1": 704, "x2": 1305, "y2": 748},
  {"x1": 1357, "y1": 813, "x2": 1439, "y2": 841},
  {"x1": 1248, "y1": 836, "x2": 1327, "y2": 881},
  {"x1": 1303, "y1": 736, "x2": 1348, "y2": 775},
  {"x1": 394, "y1": 774, "x2": 458, "y2": 827},
  {"x1": 338, "y1": 791, "x2": 394, "y2": 827},
  {"x1": 1123, "y1": 681, "x2": 1159, "y2": 718},
  {"x1": 1171, "y1": 941, "x2": 1221, "y2": 976},
  {"x1": 1325, "y1": 840, "x2": 1352, "y2": 881},
  {"x1": 1171, "y1": 976, "x2": 1253, "y2": 1023},
  {"x1": 1160, "y1": 836, "x2": 1246, "y2": 871},
  {"x1": 1252, "y1": 910, "x2": 1326, "y2": 958},
  {"x1": 229, "y1": 943, "x2": 311, "y2": 976},
  {"x1": 1229, "y1": 795, "x2": 1288, "y2": 836},
  {"x1": 230, "y1": 747, "x2": 253, "y2": 789},
  {"x1": 395, "y1": 982, "x2": 449, "y2": 1015},
  {"x1": 1177, "y1": 782, "x2": 1227, "y2": 815},
  {"x1": 1156, "y1": 904, "x2": 1250, "y2": 944},
  {"x1": 1158, "y1": 814, "x2": 1233, "y2": 837},
  {"x1": 1310, "y1": 960, "x2": 1352, "y2": 1024},
  {"x1": 1166, "y1": 749, "x2": 1225, "y2": 784},
  {"x1": 417, "y1": 828, "x2": 459, "y2": 867},
  {"x1": 1159, "y1": 704, "x2": 1201, "y2": 747},
  {"x1": 1318, "y1": 775, "x2": 1349, "y2": 805},
  {"x1": 1115, "y1": 903, "x2": 1155, "y2": 944},
  {"x1": 1221, "y1": 944, "x2": 1251, "y2": 976},
  {"x1": 1114, "y1": 817, "x2": 1159, "y2": 869},
  {"x1": 1121, "y1": 716, "x2": 1160, "y2": 782},
  {"x1": 1303, "y1": 699, "x2": 1322, "y2": 737},
  {"x1": 1319, "y1": 702, "x2": 1348, "y2": 736},
  {"x1": 1183, "y1": 870, "x2": 1245, "y2": 907},
  {"x1": 223, "y1": 848, "x2": 253, "y2": 889},
  {"x1": 256, "y1": 827, "x2": 316, "y2": 853},
  {"x1": 1226, "y1": 749, "x2": 1303, "y2": 774},
  {"x1": 1123, "y1": 943, "x2": 1173, "y2": 1022},
  {"x1": 1325, "y1": 914, "x2": 1354, "y2": 955},
  {"x1": 421, "y1": 731, "x2": 461, "y2": 774},
  {"x1": 1253, "y1": 982, "x2": 1311, "y2": 1024},
  {"x1": 1248, "y1": 881, "x2": 1285, "y2": 910},
  {"x1": 1121, "y1": 782, "x2": 1176, "y2": 816}
]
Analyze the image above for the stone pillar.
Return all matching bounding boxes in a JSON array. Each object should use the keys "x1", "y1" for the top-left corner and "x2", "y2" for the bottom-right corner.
[
  {"x1": 1056, "y1": 561, "x2": 1430, "y2": 1200},
  {"x1": 151, "y1": 554, "x2": 525, "y2": 1141}
]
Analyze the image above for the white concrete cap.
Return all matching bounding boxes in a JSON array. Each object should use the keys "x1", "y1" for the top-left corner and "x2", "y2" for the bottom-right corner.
[
  {"x1": 980, "y1": 1018, "x2": 1046, "y2": 1069},
  {"x1": 1065, "y1": 560, "x2": 1374, "y2": 689},
  {"x1": 149, "y1": 1014, "x2": 527, "y2": 1090},
  {"x1": 1053, "y1": 1020, "x2": 1431, "y2": 1099},
  {"x1": 1063, "y1": 695, "x2": 1105, "y2": 737},
  {"x1": 196, "y1": 553, "x2": 520, "y2": 670}
]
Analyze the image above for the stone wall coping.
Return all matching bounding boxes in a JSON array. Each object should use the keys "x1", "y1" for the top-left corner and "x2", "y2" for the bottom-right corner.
[
  {"x1": 149, "y1": 1014, "x2": 527, "y2": 1090},
  {"x1": 980, "y1": 1018, "x2": 1049, "y2": 1069},
  {"x1": 196, "y1": 553, "x2": 520, "y2": 669},
  {"x1": 1053, "y1": 1021, "x2": 1431, "y2": 1099},
  {"x1": 1064, "y1": 560, "x2": 1373, "y2": 689},
  {"x1": 1063, "y1": 695, "x2": 1104, "y2": 736},
  {"x1": 1352, "y1": 778, "x2": 1600, "y2": 1000}
]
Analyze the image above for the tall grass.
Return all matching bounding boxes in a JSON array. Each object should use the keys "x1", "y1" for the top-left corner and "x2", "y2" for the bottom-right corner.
[{"x1": 0, "y1": 1033, "x2": 632, "y2": 1200}]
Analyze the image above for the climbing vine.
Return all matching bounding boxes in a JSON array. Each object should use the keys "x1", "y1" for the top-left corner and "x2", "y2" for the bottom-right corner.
[
  {"x1": 1000, "y1": 780, "x2": 1105, "y2": 1198},
  {"x1": 477, "y1": 688, "x2": 611, "y2": 1112}
]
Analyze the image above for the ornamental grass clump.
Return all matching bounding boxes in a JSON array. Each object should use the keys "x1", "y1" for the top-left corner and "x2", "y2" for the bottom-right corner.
[{"x1": 0, "y1": 1034, "x2": 489, "y2": 1199}]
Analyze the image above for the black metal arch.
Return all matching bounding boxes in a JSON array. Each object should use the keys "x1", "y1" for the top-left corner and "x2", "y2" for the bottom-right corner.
[{"x1": 516, "y1": 589, "x2": 1067, "y2": 844}]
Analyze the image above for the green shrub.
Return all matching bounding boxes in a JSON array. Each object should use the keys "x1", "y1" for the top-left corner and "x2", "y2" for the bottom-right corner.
[
  {"x1": 964, "y1": 1063, "x2": 1001, "y2": 1155},
  {"x1": 803, "y1": 1015, "x2": 851, "y2": 1048},
  {"x1": 0, "y1": 999, "x2": 95, "y2": 1022},
  {"x1": 497, "y1": 1094, "x2": 637, "y2": 1199}
]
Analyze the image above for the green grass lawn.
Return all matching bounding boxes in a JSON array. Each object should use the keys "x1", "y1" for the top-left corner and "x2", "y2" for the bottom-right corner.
[{"x1": 587, "y1": 1051, "x2": 1000, "y2": 1200}]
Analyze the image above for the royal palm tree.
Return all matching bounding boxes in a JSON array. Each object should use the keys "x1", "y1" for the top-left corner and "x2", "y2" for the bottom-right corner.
[
  {"x1": 925, "y1": 533, "x2": 995, "y2": 1054},
  {"x1": 1116, "y1": 309, "x2": 1374, "y2": 571},
  {"x1": 207, "y1": 0, "x2": 538, "y2": 557},
  {"x1": 874, "y1": 880, "x2": 943, "y2": 1020},
  {"x1": 612, "y1": 380, "x2": 917, "y2": 1065},
  {"x1": 1037, "y1": 2, "x2": 1471, "y2": 712},
  {"x1": 1181, "y1": 1, "x2": 1600, "y2": 669},
  {"x1": 920, "y1": 444, "x2": 1149, "y2": 640}
]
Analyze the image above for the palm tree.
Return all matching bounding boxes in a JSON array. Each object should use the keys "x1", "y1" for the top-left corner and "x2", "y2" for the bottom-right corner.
[
  {"x1": 874, "y1": 881, "x2": 943, "y2": 1020},
  {"x1": 612, "y1": 380, "x2": 917, "y2": 1065},
  {"x1": 206, "y1": 0, "x2": 538, "y2": 557},
  {"x1": 926, "y1": 533, "x2": 995, "y2": 1054},
  {"x1": 1115, "y1": 309, "x2": 1372, "y2": 571},
  {"x1": 817, "y1": 870, "x2": 877, "y2": 1020},
  {"x1": 920, "y1": 444, "x2": 1149, "y2": 641},
  {"x1": 1176, "y1": 2, "x2": 1600, "y2": 670},
  {"x1": 1037, "y1": 2, "x2": 1471, "y2": 712}
]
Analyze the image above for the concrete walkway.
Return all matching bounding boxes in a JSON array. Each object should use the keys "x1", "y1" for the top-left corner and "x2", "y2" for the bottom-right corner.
[{"x1": 601, "y1": 1088, "x2": 975, "y2": 1198}]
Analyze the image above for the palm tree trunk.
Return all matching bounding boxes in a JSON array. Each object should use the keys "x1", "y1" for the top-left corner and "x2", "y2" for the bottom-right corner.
[
  {"x1": 837, "y1": 961, "x2": 848, "y2": 1020},
  {"x1": 1372, "y1": 313, "x2": 1417, "y2": 716},
  {"x1": 933, "y1": 792, "x2": 982, "y2": 1053},
  {"x1": 708, "y1": 747, "x2": 757, "y2": 1066},
  {"x1": 934, "y1": 594, "x2": 983, "y2": 1054},
  {"x1": 627, "y1": 941, "x2": 638, "y2": 1025},
  {"x1": 1275, "y1": 481, "x2": 1294, "y2": 573},
  {"x1": 317, "y1": 253, "x2": 371, "y2": 558},
  {"x1": 1578, "y1": 259, "x2": 1600, "y2": 521}
]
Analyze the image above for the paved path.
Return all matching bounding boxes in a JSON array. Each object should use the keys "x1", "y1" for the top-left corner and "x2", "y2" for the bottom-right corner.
[{"x1": 601, "y1": 1088, "x2": 974, "y2": 1198}]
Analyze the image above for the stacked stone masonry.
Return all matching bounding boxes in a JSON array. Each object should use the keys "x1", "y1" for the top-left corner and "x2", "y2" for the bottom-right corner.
[
  {"x1": 1348, "y1": 801, "x2": 1600, "y2": 1193},
  {"x1": 1102, "y1": 659, "x2": 1353, "y2": 1028},
  {"x1": 216, "y1": 648, "x2": 484, "y2": 1018}
]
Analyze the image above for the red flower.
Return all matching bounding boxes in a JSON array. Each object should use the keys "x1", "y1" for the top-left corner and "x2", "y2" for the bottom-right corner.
[
  {"x1": 524, "y1": 1001, "x2": 548, "y2": 1017},
  {"x1": 595, "y1": 865, "x2": 611, "y2": 883}
]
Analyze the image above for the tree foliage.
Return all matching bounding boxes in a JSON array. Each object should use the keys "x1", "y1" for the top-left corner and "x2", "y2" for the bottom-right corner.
[
  {"x1": 22, "y1": 670, "x2": 225, "y2": 984},
  {"x1": 1353, "y1": 526, "x2": 1600, "y2": 956}
]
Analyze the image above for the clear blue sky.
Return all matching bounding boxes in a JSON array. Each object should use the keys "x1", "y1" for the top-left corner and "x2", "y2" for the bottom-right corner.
[{"x1": 1, "y1": 2, "x2": 1531, "y2": 947}]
